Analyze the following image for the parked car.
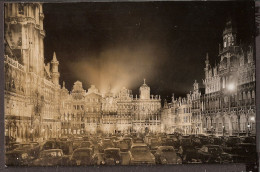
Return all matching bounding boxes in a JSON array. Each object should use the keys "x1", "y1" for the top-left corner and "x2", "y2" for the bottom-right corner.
[
  {"x1": 5, "y1": 149, "x2": 33, "y2": 166},
  {"x1": 229, "y1": 143, "x2": 257, "y2": 163},
  {"x1": 131, "y1": 137, "x2": 144, "y2": 144},
  {"x1": 154, "y1": 146, "x2": 182, "y2": 164},
  {"x1": 98, "y1": 139, "x2": 114, "y2": 153},
  {"x1": 197, "y1": 145, "x2": 233, "y2": 163},
  {"x1": 32, "y1": 149, "x2": 69, "y2": 166},
  {"x1": 102, "y1": 148, "x2": 122, "y2": 165},
  {"x1": 79, "y1": 141, "x2": 94, "y2": 150},
  {"x1": 117, "y1": 140, "x2": 130, "y2": 152},
  {"x1": 5, "y1": 141, "x2": 20, "y2": 152},
  {"x1": 70, "y1": 148, "x2": 98, "y2": 166},
  {"x1": 149, "y1": 138, "x2": 161, "y2": 154},
  {"x1": 129, "y1": 143, "x2": 155, "y2": 165}
]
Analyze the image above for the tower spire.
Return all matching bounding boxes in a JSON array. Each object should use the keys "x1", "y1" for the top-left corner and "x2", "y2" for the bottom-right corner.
[{"x1": 52, "y1": 51, "x2": 58, "y2": 62}]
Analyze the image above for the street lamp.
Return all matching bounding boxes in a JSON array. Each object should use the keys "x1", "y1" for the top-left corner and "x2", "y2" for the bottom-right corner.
[{"x1": 227, "y1": 83, "x2": 235, "y2": 91}]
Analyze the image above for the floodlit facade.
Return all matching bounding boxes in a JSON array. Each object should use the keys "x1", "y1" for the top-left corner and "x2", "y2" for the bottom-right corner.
[
  {"x1": 4, "y1": 3, "x2": 61, "y2": 142},
  {"x1": 201, "y1": 20, "x2": 256, "y2": 136}
]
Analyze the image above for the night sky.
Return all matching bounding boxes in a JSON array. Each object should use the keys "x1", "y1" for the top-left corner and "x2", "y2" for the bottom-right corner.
[{"x1": 43, "y1": 1, "x2": 255, "y2": 101}]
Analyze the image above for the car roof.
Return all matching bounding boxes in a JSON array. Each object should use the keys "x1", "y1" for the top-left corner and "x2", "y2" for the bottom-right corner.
[
  {"x1": 158, "y1": 146, "x2": 174, "y2": 149},
  {"x1": 74, "y1": 148, "x2": 92, "y2": 151},
  {"x1": 104, "y1": 148, "x2": 120, "y2": 151},
  {"x1": 42, "y1": 149, "x2": 63, "y2": 152},
  {"x1": 131, "y1": 143, "x2": 147, "y2": 147}
]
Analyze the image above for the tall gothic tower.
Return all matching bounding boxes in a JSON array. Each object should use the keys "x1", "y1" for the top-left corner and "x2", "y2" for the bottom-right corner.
[
  {"x1": 4, "y1": 3, "x2": 45, "y2": 76},
  {"x1": 51, "y1": 52, "x2": 60, "y2": 86}
]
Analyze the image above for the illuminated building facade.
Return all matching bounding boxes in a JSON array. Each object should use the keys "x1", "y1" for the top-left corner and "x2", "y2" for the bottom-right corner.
[
  {"x1": 60, "y1": 82, "x2": 102, "y2": 135},
  {"x1": 161, "y1": 94, "x2": 193, "y2": 135},
  {"x1": 115, "y1": 87, "x2": 134, "y2": 133},
  {"x1": 132, "y1": 80, "x2": 161, "y2": 133},
  {"x1": 4, "y1": 3, "x2": 61, "y2": 142},
  {"x1": 201, "y1": 20, "x2": 256, "y2": 136}
]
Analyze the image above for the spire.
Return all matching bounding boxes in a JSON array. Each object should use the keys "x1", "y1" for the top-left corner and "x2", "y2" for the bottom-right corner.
[
  {"x1": 52, "y1": 51, "x2": 58, "y2": 62},
  {"x1": 164, "y1": 99, "x2": 168, "y2": 108},
  {"x1": 205, "y1": 53, "x2": 210, "y2": 71},
  {"x1": 172, "y1": 93, "x2": 175, "y2": 102}
]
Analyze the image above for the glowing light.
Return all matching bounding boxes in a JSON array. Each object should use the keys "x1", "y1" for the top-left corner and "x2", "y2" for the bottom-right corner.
[
  {"x1": 250, "y1": 116, "x2": 255, "y2": 122},
  {"x1": 227, "y1": 83, "x2": 235, "y2": 91}
]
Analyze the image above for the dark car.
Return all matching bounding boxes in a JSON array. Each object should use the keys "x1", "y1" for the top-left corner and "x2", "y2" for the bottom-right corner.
[
  {"x1": 154, "y1": 146, "x2": 182, "y2": 164},
  {"x1": 225, "y1": 137, "x2": 241, "y2": 147},
  {"x1": 149, "y1": 138, "x2": 161, "y2": 154},
  {"x1": 132, "y1": 137, "x2": 144, "y2": 144},
  {"x1": 70, "y1": 148, "x2": 98, "y2": 166},
  {"x1": 42, "y1": 140, "x2": 60, "y2": 150},
  {"x1": 5, "y1": 141, "x2": 20, "y2": 152},
  {"x1": 123, "y1": 137, "x2": 132, "y2": 147},
  {"x1": 240, "y1": 136, "x2": 256, "y2": 144},
  {"x1": 229, "y1": 143, "x2": 257, "y2": 163},
  {"x1": 102, "y1": 148, "x2": 122, "y2": 165},
  {"x1": 5, "y1": 149, "x2": 33, "y2": 166},
  {"x1": 98, "y1": 139, "x2": 114, "y2": 153},
  {"x1": 197, "y1": 145, "x2": 233, "y2": 163},
  {"x1": 129, "y1": 143, "x2": 155, "y2": 165},
  {"x1": 12, "y1": 143, "x2": 39, "y2": 159},
  {"x1": 5, "y1": 136, "x2": 16, "y2": 145},
  {"x1": 32, "y1": 149, "x2": 69, "y2": 166},
  {"x1": 117, "y1": 140, "x2": 130, "y2": 152},
  {"x1": 72, "y1": 140, "x2": 83, "y2": 150}
]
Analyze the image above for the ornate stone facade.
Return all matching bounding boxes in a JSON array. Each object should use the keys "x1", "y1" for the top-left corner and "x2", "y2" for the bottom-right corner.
[
  {"x1": 4, "y1": 3, "x2": 61, "y2": 142},
  {"x1": 60, "y1": 80, "x2": 161, "y2": 135},
  {"x1": 201, "y1": 20, "x2": 256, "y2": 136},
  {"x1": 132, "y1": 80, "x2": 161, "y2": 133}
]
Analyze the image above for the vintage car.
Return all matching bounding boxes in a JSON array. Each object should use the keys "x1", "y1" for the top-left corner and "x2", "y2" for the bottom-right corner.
[
  {"x1": 98, "y1": 139, "x2": 114, "y2": 153},
  {"x1": 101, "y1": 148, "x2": 122, "y2": 165},
  {"x1": 149, "y1": 138, "x2": 161, "y2": 154},
  {"x1": 117, "y1": 140, "x2": 130, "y2": 152},
  {"x1": 79, "y1": 141, "x2": 94, "y2": 150},
  {"x1": 197, "y1": 145, "x2": 233, "y2": 163},
  {"x1": 229, "y1": 143, "x2": 257, "y2": 163},
  {"x1": 70, "y1": 148, "x2": 98, "y2": 166},
  {"x1": 5, "y1": 149, "x2": 33, "y2": 166},
  {"x1": 131, "y1": 137, "x2": 145, "y2": 144},
  {"x1": 129, "y1": 143, "x2": 155, "y2": 165},
  {"x1": 154, "y1": 146, "x2": 182, "y2": 164},
  {"x1": 32, "y1": 149, "x2": 69, "y2": 166}
]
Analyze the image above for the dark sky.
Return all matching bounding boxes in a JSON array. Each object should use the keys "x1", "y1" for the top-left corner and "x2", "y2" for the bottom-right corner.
[{"x1": 43, "y1": 1, "x2": 255, "y2": 101}]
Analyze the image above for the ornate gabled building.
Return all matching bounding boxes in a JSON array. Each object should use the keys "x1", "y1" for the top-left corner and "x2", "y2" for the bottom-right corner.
[
  {"x1": 116, "y1": 87, "x2": 134, "y2": 133},
  {"x1": 191, "y1": 80, "x2": 202, "y2": 135},
  {"x1": 132, "y1": 79, "x2": 161, "y2": 133},
  {"x1": 60, "y1": 81, "x2": 102, "y2": 135},
  {"x1": 161, "y1": 94, "x2": 193, "y2": 135},
  {"x1": 4, "y1": 3, "x2": 61, "y2": 142},
  {"x1": 201, "y1": 19, "x2": 256, "y2": 136}
]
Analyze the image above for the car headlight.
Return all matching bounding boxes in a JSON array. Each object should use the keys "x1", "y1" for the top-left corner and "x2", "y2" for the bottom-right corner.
[
  {"x1": 101, "y1": 161, "x2": 105, "y2": 164},
  {"x1": 116, "y1": 160, "x2": 120, "y2": 164}
]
